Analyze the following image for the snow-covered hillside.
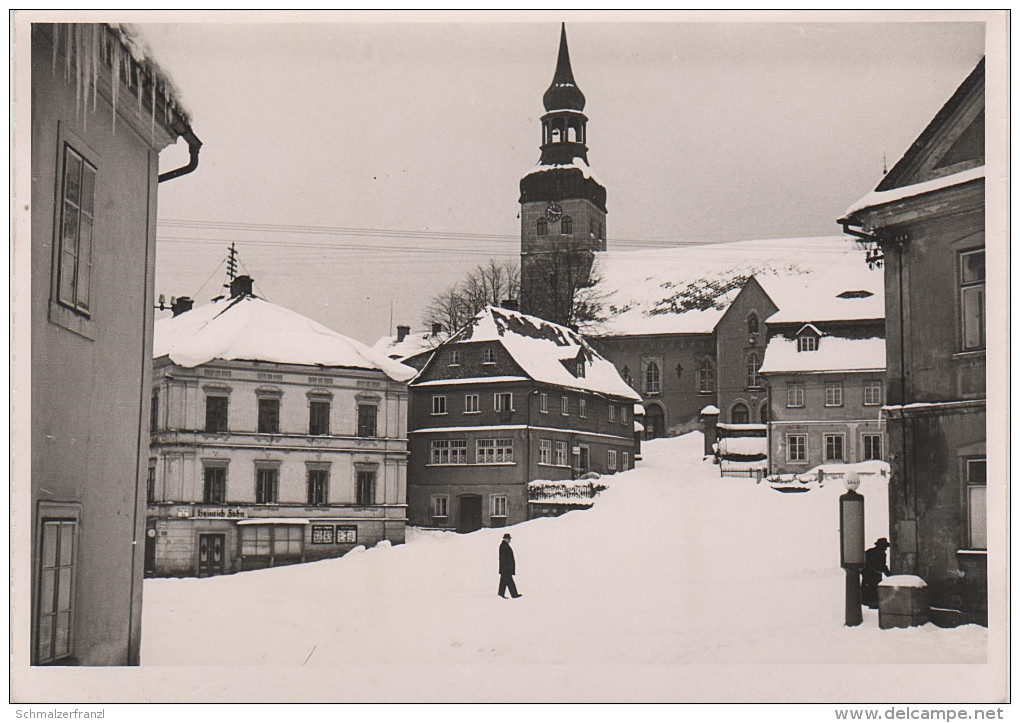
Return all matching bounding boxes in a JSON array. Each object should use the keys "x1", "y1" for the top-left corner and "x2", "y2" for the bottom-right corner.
[{"x1": 141, "y1": 433, "x2": 984, "y2": 671}]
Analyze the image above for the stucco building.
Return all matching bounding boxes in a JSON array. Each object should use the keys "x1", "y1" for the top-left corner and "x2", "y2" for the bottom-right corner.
[
  {"x1": 407, "y1": 306, "x2": 640, "y2": 532},
  {"x1": 29, "y1": 23, "x2": 201, "y2": 665},
  {"x1": 840, "y1": 59, "x2": 986, "y2": 625},
  {"x1": 147, "y1": 276, "x2": 414, "y2": 577}
]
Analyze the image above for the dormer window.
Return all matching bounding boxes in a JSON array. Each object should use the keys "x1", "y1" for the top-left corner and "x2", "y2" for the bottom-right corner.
[
  {"x1": 796, "y1": 324, "x2": 822, "y2": 352},
  {"x1": 575, "y1": 361, "x2": 585, "y2": 378},
  {"x1": 483, "y1": 348, "x2": 496, "y2": 364}
]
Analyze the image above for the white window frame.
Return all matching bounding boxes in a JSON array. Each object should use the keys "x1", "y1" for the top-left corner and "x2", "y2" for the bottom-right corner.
[
  {"x1": 608, "y1": 405, "x2": 616, "y2": 422},
  {"x1": 824, "y1": 383, "x2": 843, "y2": 407},
  {"x1": 430, "y1": 439, "x2": 467, "y2": 465},
  {"x1": 491, "y1": 495, "x2": 508, "y2": 519},
  {"x1": 431, "y1": 395, "x2": 447, "y2": 415},
  {"x1": 464, "y1": 393, "x2": 480, "y2": 414},
  {"x1": 798, "y1": 335, "x2": 818, "y2": 352},
  {"x1": 579, "y1": 399, "x2": 587, "y2": 418},
  {"x1": 787, "y1": 434, "x2": 808, "y2": 463},
  {"x1": 959, "y1": 249, "x2": 985, "y2": 352},
  {"x1": 787, "y1": 384, "x2": 805, "y2": 408},
  {"x1": 539, "y1": 392, "x2": 548, "y2": 414},
  {"x1": 494, "y1": 392, "x2": 513, "y2": 412},
  {"x1": 561, "y1": 396, "x2": 570, "y2": 416},
  {"x1": 539, "y1": 439, "x2": 552, "y2": 465},
  {"x1": 966, "y1": 458, "x2": 986, "y2": 549},
  {"x1": 698, "y1": 361, "x2": 715, "y2": 393},
  {"x1": 575, "y1": 362, "x2": 586, "y2": 378},
  {"x1": 432, "y1": 495, "x2": 449, "y2": 518},
  {"x1": 608, "y1": 449, "x2": 618, "y2": 471},
  {"x1": 862, "y1": 433, "x2": 882, "y2": 461},
  {"x1": 449, "y1": 350, "x2": 461, "y2": 366},
  {"x1": 476, "y1": 438, "x2": 514, "y2": 464},
  {"x1": 746, "y1": 352, "x2": 761, "y2": 389},
  {"x1": 824, "y1": 433, "x2": 845, "y2": 462},
  {"x1": 483, "y1": 347, "x2": 496, "y2": 364},
  {"x1": 554, "y1": 441, "x2": 569, "y2": 466},
  {"x1": 644, "y1": 361, "x2": 661, "y2": 395},
  {"x1": 863, "y1": 382, "x2": 882, "y2": 407}
]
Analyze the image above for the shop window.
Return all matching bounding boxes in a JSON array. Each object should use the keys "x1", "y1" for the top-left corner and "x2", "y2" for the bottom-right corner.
[
  {"x1": 960, "y1": 249, "x2": 985, "y2": 351},
  {"x1": 336, "y1": 525, "x2": 357, "y2": 544},
  {"x1": 240, "y1": 526, "x2": 271, "y2": 557},
  {"x1": 273, "y1": 526, "x2": 303, "y2": 557}
]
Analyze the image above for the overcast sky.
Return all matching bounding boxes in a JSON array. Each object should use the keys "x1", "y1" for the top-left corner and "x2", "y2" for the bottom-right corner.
[{"x1": 135, "y1": 16, "x2": 985, "y2": 345}]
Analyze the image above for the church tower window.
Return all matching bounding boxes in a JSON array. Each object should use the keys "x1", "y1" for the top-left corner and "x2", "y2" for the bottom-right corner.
[
  {"x1": 537, "y1": 218, "x2": 547, "y2": 236},
  {"x1": 561, "y1": 216, "x2": 573, "y2": 235}
]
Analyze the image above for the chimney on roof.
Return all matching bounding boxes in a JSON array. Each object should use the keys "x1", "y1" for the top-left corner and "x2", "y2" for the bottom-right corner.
[
  {"x1": 431, "y1": 322, "x2": 443, "y2": 336},
  {"x1": 171, "y1": 296, "x2": 194, "y2": 317},
  {"x1": 230, "y1": 275, "x2": 254, "y2": 298},
  {"x1": 501, "y1": 299, "x2": 519, "y2": 311},
  {"x1": 396, "y1": 325, "x2": 411, "y2": 343}
]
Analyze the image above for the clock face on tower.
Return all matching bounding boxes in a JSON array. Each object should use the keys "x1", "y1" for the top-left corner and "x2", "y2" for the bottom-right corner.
[{"x1": 545, "y1": 202, "x2": 563, "y2": 222}]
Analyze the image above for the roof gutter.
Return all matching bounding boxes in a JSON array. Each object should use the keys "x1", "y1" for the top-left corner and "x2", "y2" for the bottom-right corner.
[{"x1": 158, "y1": 127, "x2": 203, "y2": 183}]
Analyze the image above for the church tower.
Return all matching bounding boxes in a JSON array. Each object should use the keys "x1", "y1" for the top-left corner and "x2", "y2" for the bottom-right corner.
[{"x1": 519, "y1": 24, "x2": 607, "y2": 326}]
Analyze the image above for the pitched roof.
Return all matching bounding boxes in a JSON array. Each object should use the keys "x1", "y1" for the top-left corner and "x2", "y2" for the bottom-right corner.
[
  {"x1": 372, "y1": 329, "x2": 447, "y2": 362},
  {"x1": 758, "y1": 336, "x2": 885, "y2": 375},
  {"x1": 153, "y1": 294, "x2": 416, "y2": 382},
  {"x1": 415, "y1": 306, "x2": 640, "y2": 400},
  {"x1": 594, "y1": 236, "x2": 876, "y2": 336},
  {"x1": 757, "y1": 266, "x2": 885, "y2": 324}
]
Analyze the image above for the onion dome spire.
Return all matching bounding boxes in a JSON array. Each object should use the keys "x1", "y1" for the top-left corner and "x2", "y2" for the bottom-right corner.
[{"x1": 542, "y1": 23, "x2": 586, "y2": 112}]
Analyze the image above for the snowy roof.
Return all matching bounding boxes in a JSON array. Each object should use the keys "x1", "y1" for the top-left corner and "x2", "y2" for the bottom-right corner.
[
  {"x1": 593, "y1": 236, "x2": 873, "y2": 337},
  {"x1": 372, "y1": 329, "x2": 447, "y2": 362},
  {"x1": 843, "y1": 165, "x2": 984, "y2": 218},
  {"x1": 415, "y1": 306, "x2": 640, "y2": 401},
  {"x1": 758, "y1": 267, "x2": 885, "y2": 324},
  {"x1": 758, "y1": 336, "x2": 885, "y2": 375},
  {"x1": 526, "y1": 155, "x2": 600, "y2": 184},
  {"x1": 153, "y1": 294, "x2": 416, "y2": 382}
]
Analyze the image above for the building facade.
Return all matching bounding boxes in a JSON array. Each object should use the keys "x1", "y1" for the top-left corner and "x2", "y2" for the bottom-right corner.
[
  {"x1": 713, "y1": 278, "x2": 778, "y2": 425},
  {"x1": 519, "y1": 24, "x2": 607, "y2": 327},
  {"x1": 407, "y1": 306, "x2": 640, "y2": 532},
  {"x1": 840, "y1": 59, "x2": 986, "y2": 625},
  {"x1": 29, "y1": 23, "x2": 200, "y2": 665},
  {"x1": 147, "y1": 277, "x2": 414, "y2": 577}
]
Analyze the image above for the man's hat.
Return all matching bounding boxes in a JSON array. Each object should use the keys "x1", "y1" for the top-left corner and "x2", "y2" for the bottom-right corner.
[
  {"x1": 503, "y1": 533, "x2": 512, "y2": 540},
  {"x1": 875, "y1": 537, "x2": 890, "y2": 548}
]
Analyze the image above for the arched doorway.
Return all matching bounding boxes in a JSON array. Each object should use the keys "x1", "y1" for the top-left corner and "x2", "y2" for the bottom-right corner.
[
  {"x1": 644, "y1": 403, "x2": 665, "y2": 439},
  {"x1": 731, "y1": 402, "x2": 750, "y2": 424}
]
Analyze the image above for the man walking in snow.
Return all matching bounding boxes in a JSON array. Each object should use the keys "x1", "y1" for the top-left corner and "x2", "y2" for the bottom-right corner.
[
  {"x1": 498, "y1": 533, "x2": 522, "y2": 599},
  {"x1": 861, "y1": 537, "x2": 891, "y2": 609}
]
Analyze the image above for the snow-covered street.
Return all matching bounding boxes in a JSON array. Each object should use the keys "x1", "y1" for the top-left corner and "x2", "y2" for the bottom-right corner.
[{"x1": 140, "y1": 433, "x2": 985, "y2": 667}]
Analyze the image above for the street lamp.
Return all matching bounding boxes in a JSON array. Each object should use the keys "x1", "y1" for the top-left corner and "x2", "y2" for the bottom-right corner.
[{"x1": 839, "y1": 470, "x2": 864, "y2": 626}]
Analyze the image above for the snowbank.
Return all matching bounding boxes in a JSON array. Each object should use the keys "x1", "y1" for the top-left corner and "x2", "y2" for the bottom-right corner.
[{"x1": 141, "y1": 431, "x2": 984, "y2": 674}]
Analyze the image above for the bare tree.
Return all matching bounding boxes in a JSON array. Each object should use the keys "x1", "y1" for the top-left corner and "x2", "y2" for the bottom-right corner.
[
  {"x1": 521, "y1": 238, "x2": 607, "y2": 331},
  {"x1": 424, "y1": 259, "x2": 521, "y2": 334}
]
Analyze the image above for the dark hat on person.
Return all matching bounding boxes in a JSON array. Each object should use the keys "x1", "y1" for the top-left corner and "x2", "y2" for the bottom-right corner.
[
  {"x1": 875, "y1": 537, "x2": 890, "y2": 548},
  {"x1": 502, "y1": 533, "x2": 512, "y2": 540}
]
